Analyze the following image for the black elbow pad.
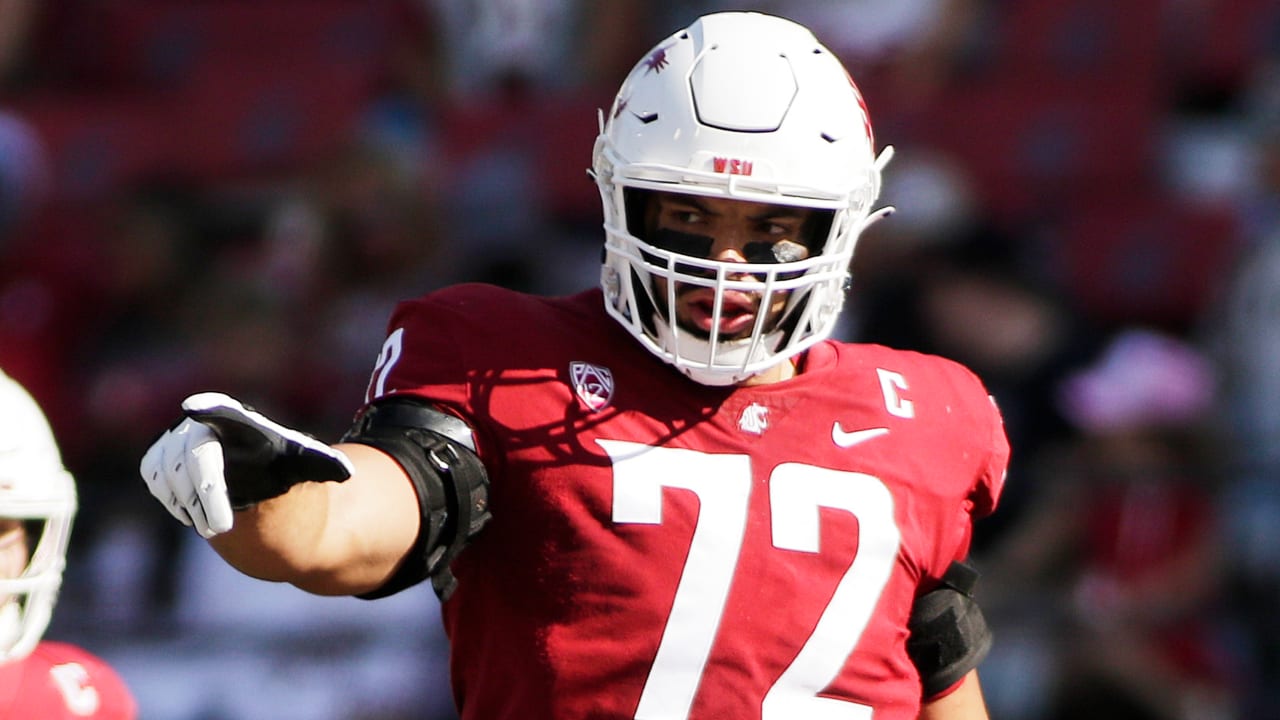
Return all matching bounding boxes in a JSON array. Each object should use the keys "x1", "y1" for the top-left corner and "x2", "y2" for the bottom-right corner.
[
  {"x1": 342, "y1": 398, "x2": 491, "y2": 601},
  {"x1": 907, "y1": 560, "x2": 993, "y2": 698}
]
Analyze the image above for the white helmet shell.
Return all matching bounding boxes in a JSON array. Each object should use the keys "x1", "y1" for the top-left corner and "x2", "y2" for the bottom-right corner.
[
  {"x1": 0, "y1": 370, "x2": 76, "y2": 662},
  {"x1": 593, "y1": 11, "x2": 893, "y2": 385}
]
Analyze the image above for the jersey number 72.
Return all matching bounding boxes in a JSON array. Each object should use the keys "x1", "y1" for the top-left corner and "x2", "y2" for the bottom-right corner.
[{"x1": 598, "y1": 440, "x2": 902, "y2": 720}]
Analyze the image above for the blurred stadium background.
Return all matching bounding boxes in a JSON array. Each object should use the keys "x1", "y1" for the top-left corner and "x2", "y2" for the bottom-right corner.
[{"x1": 1, "y1": 1, "x2": 1278, "y2": 718}]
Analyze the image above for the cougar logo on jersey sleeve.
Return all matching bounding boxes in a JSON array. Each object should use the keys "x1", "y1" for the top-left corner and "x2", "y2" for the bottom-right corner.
[{"x1": 738, "y1": 402, "x2": 770, "y2": 435}]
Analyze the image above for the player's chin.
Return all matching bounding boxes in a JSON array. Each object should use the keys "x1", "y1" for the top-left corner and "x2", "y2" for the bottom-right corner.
[
  {"x1": 677, "y1": 323, "x2": 754, "y2": 342},
  {"x1": 674, "y1": 306, "x2": 758, "y2": 340}
]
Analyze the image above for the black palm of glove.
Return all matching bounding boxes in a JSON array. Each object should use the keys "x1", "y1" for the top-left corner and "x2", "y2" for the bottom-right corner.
[{"x1": 182, "y1": 392, "x2": 354, "y2": 510}]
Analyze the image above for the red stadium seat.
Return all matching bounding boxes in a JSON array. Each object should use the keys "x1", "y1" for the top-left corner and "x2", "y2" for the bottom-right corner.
[
  {"x1": 437, "y1": 87, "x2": 610, "y2": 228},
  {"x1": 1046, "y1": 193, "x2": 1241, "y2": 328},
  {"x1": 164, "y1": 53, "x2": 375, "y2": 180},
  {"x1": 992, "y1": 0, "x2": 1166, "y2": 84},
  {"x1": 1172, "y1": 0, "x2": 1280, "y2": 87},
  {"x1": 81, "y1": 0, "x2": 395, "y2": 90},
  {"x1": 10, "y1": 94, "x2": 175, "y2": 204},
  {"x1": 922, "y1": 76, "x2": 1161, "y2": 224}
]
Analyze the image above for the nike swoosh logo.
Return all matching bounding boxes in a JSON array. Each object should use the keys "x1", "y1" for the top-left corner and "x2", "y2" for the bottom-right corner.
[{"x1": 832, "y1": 423, "x2": 890, "y2": 448}]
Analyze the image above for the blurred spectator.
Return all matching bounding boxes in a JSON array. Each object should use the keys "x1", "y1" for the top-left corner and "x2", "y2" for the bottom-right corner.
[
  {"x1": 66, "y1": 183, "x2": 209, "y2": 626},
  {"x1": 0, "y1": 0, "x2": 38, "y2": 90},
  {"x1": 252, "y1": 136, "x2": 455, "y2": 436},
  {"x1": 426, "y1": 0, "x2": 649, "y2": 101},
  {"x1": 0, "y1": 110, "x2": 64, "y2": 429},
  {"x1": 1206, "y1": 60, "x2": 1280, "y2": 717},
  {"x1": 981, "y1": 329, "x2": 1236, "y2": 720},
  {"x1": 0, "y1": 110, "x2": 46, "y2": 245}
]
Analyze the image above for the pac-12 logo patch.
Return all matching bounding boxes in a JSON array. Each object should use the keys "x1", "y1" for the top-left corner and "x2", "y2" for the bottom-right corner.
[{"x1": 570, "y1": 361, "x2": 614, "y2": 412}]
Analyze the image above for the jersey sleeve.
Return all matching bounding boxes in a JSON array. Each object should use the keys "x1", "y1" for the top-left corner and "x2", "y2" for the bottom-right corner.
[
  {"x1": 366, "y1": 292, "x2": 475, "y2": 407},
  {"x1": 358, "y1": 283, "x2": 581, "y2": 469},
  {"x1": 353, "y1": 293, "x2": 479, "y2": 456},
  {"x1": 359, "y1": 286, "x2": 498, "y2": 454},
  {"x1": 970, "y1": 391, "x2": 1010, "y2": 520},
  {"x1": 922, "y1": 359, "x2": 1011, "y2": 575}
]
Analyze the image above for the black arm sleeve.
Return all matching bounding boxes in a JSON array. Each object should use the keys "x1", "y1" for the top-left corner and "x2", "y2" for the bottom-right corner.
[
  {"x1": 906, "y1": 560, "x2": 994, "y2": 698},
  {"x1": 341, "y1": 398, "x2": 492, "y2": 602}
]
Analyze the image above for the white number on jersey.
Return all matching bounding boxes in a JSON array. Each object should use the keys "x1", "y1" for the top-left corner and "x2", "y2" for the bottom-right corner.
[
  {"x1": 367, "y1": 327, "x2": 405, "y2": 401},
  {"x1": 599, "y1": 440, "x2": 901, "y2": 720}
]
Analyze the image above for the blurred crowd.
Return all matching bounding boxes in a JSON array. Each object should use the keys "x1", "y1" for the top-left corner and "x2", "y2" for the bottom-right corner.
[{"x1": 0, "y1": 1, "x2": 1278, "y2": 719}]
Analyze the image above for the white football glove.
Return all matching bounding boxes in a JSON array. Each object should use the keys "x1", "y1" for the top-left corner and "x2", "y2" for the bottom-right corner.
[{"x1": 140, "y1": 392, "x2": 354, "y2": 538}]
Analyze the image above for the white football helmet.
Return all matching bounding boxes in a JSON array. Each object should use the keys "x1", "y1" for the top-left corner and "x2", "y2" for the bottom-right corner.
[
  {"x1": 0, "y1": 370, "x2": 76, "y2": 662},
  {"x1": 593, "y1": 11, "x2": 894, "y2": 385}
]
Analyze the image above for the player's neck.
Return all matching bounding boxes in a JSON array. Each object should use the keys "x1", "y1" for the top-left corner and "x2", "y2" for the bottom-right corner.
[{"x1": 739, "y1": 357, "x2": 799, "y2": 387}]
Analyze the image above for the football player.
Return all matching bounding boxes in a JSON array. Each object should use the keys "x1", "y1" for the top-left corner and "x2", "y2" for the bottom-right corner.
[
  {"x1": 141, "y1": 12, "x2": 1005, "y2": 719},
  {"x1": 0, "y1": 369, "x2": 137, "y2": 719}
]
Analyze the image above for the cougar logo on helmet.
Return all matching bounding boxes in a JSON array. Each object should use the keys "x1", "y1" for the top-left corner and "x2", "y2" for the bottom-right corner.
[{"x1": 643, "y1": 44, "x2": 673, "y2": 74}]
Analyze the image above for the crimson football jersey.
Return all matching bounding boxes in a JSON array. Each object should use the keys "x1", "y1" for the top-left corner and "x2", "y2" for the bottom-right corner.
[
  {"x1": 0, "y1": 641, "x2": 137, "y2": 719},
  {"x1": 364, "y1": 285, "x2": 1008, "y2": 720}
]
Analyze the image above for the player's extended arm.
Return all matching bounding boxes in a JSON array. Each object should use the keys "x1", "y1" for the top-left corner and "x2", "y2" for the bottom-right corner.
[
  {"x1": 140, "y1": 392, "x2": 490, "y2": 599},
  {"x1": 213, "y1": 442, "x2": 418, "y2": 597},
  {"x1": 917, "y1": 670, "x2": 987, "y2": 720}
]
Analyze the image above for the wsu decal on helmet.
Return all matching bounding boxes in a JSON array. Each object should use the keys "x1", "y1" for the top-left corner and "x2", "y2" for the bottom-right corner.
[{"x1": 712, "y1": 157, "x2": 753, "y2": 175}]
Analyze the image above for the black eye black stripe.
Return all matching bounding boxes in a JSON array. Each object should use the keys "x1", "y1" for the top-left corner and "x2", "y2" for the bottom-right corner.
[
  {"x1": 649, "y1": 229, "x2": 808, "y2": 264},
  {"x1": 650, "y1": 228, "x2": 713, "y2": 258}
]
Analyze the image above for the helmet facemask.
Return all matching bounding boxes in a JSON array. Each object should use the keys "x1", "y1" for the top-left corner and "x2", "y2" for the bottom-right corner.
[
  {"x1": 0, "y1": 370, "x2": 77, "y2": 663},
  {"x1": 0, "y1": 508, "x2": 73, "y2": 662},
  {"x1": 592, "y1": 12, "x2": 894, "y2": 386},
  {"x1": 604, "y1": 187, "x2": 855, "y2": 385}
]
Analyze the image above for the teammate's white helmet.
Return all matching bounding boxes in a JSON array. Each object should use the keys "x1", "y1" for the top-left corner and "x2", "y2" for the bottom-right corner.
[
  {"x1": 0, "y1": 370, "x2": 76, "y2": 662},
  {"x1": 593, "y1": 11, "x2": 893, "y2": 385}
]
